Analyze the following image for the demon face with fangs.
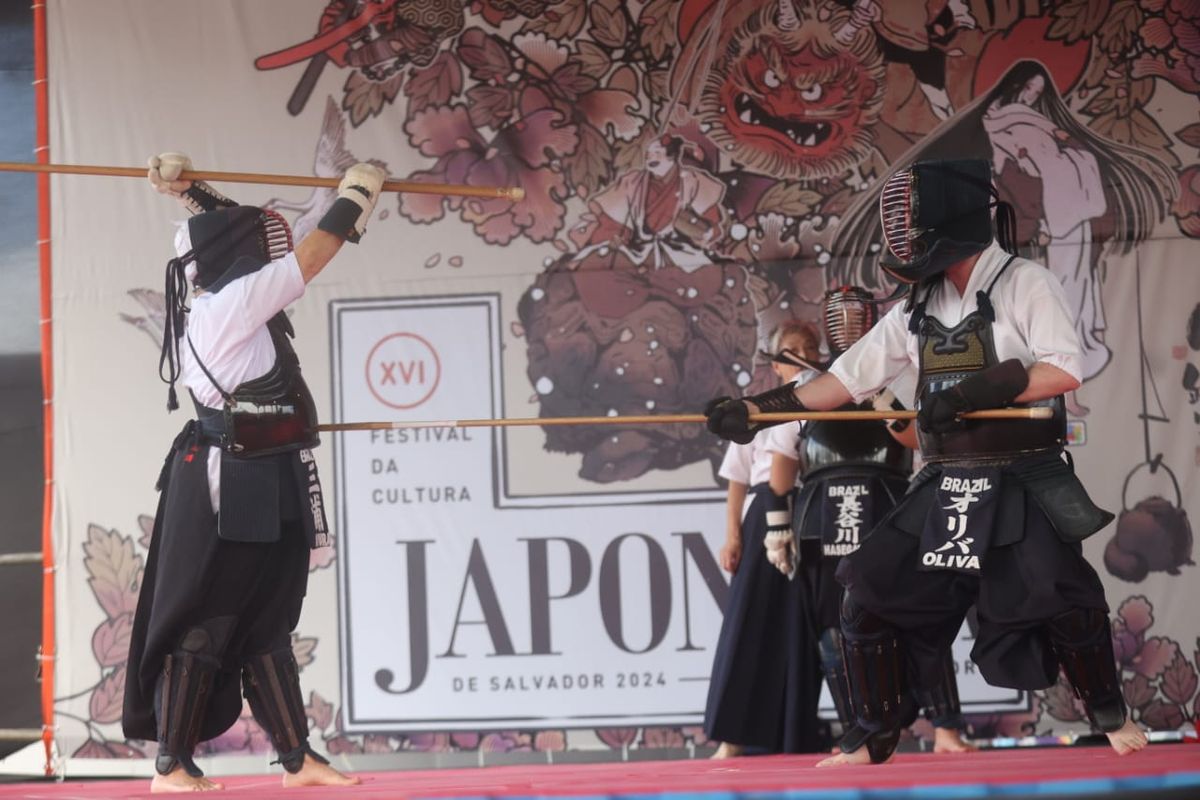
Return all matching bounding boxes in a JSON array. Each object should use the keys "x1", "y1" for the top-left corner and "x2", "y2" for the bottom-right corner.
[{"x1": 674, "y1": 0, "x2": 885, "y2": 180}]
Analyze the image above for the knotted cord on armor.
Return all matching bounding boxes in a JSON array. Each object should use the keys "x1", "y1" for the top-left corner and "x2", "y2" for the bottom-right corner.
[
  {"x1": 993, "y1": 198, "x2": 1018, "y2": 256},
  {"x1": 159, "y1": 256, "x2": 192, "y2": 411}
]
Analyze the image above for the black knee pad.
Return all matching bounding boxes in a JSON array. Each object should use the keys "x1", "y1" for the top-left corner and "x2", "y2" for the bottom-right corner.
[
  {"x1": 242, "y1": 647, "x2": 330, "y2": 774},
  {"x1": 917, "y1": 650, "x2": 965, "y2": 731},
  {"x1": 178, "y1": 627, "x2": 211, "y2": 655},
  {"x1": 840, "y1": 593, "x2": 889, "y2": 635},
  {"x1": 1045, "y1": 607, "x2": 1108, "y2": 646},
  {"x1": 178, "y1": 615, "x2": 237, "y2": 660},
  {"x1": 1045, "y1": 607, "x2": 1126, "y2": 732},
  {"x1": 154, "y1": 651, "x2": 217, "y2": 777},
  {"x1": 819, "y1": 628, "x2": 854, "y2": 729},
  {"x1": 836, "y1": 603, "x2": 912, "y2": 763},
  {"x1": 818, "y1": 627, "x2": 844, "y2": 669}
]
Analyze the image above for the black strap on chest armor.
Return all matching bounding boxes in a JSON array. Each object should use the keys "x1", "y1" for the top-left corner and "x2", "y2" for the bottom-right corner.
[
  {"x1": 799, "y1": 402, "x2": 912, "y2": 478},
  {"x1": 908, "y1": 254, "x2": 1014, "y2": 334},
  {"x1": 190, "y1": 313, "x2": 319, "y2": 457},
  {"x1": 914, "y1": 256, "x2": 1066, "y2": 461}
]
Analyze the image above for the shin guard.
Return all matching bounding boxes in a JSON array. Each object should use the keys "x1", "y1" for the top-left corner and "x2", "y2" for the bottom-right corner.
[
  {"x1": 838, "y1": 596, "x2": 912, "y2": 763},
  {"x1": 242, "y1": 647, "x2": 329, "y2": 773},
  {"x1": 154, "y1": 651, "x2": 218, "y2": 777},
  {"x1": 918, "y1": 650, "x2": 966, "y2": 731},
  {"x1": 818, "y1": 627, "x2": 854, "y2": 730},
  {"x1": 1046, "y1": 607, "x2": 1127, "y2": 732}
]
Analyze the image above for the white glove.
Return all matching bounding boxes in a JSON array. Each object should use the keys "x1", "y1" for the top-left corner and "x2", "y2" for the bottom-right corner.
[
  {"x1": 147, "y1": 152, "x2": 236, "y2": 215},
  {"x1": 763, "y1": 506, "x2": 796, "y2": 579},
  {"x1": 147, "y1": 152, "x2": 192, "y2": 199},
  {"x1": 872, "y1": 387, "x2": 911, "y2": 432},
  {"x1": 319, "y1": 162, "x2": 388, "y2": 243}
]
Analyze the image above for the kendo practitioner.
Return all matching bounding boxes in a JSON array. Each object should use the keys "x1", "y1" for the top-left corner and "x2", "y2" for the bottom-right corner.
[
  {"x1": 705, "y1": 320, "x2": 826, "y2": 757},
  {"x1": 761, "y1": 287, "x2": 973, "y2": 754},
  {"x1": 123, "y1": 153, "x2": 386, "y2": 792},
  {"x1": 705, "y1": 159, "x2": 1146, "y2": 766}
]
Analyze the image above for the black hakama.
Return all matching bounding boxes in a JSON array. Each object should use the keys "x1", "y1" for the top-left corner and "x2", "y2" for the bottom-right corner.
[
  {"x1": 836, "y1": 452, "x2": 1110, "y2": 694},
  {"x1": 703, "y1": 485, "x2": 824, "y2": 753},
  {"x1": 123, "y1": 422, "x2": 312, "y2": 743}
]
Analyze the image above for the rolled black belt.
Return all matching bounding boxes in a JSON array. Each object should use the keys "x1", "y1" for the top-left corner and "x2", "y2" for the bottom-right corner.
[{"x1": 193, "y1": 403, "x2": 227, "y2": 445}]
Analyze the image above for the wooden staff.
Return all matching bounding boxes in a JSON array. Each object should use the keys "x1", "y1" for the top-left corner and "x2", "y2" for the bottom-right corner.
[
  {"x1": 0, "y1": 161, "x2": 525, "y2": 201},
  {"x1": 316, "y1": 407, "x2": 1053, "y2": 432}
]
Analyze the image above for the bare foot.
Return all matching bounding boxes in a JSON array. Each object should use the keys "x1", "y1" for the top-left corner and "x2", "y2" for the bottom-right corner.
[
  {"x1": 710, "y1": 742, "x2": 744, "y2": 759},
  {"x1": 932, "y1": 727, "x2": 976, "y2": 753},
  {"x1": 151, "y1": 768, "x2": 224, "y2": 793},
  {"x1": 816, "y1": 747, "x2": 877, "y2": 767},
  {"x1": 282, "y1": 757, "x2": 360, "y2": 788},
  {"x1": 1106, "y1": 719, "x2": 1148, "y2": 755}
]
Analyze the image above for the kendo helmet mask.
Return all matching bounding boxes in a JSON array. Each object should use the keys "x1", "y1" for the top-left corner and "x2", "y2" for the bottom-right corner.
[
  {"x1": 159, "y1": 206, "x2": 294, "y2": 410},
  {"x1": 878, "y1": 158, "x2": 1016, "y2": 285},
  {"x1": 822, "y1": 285, "x2": 879, "y2": 358},
  {"x1": 175, "y1": 205, "x2": 293, "y2": 292}
]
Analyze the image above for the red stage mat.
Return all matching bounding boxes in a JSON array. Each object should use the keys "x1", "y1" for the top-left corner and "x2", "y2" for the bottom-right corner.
[{"x1": 2, "y1": 744, "x2": 1198, "y2": 799}]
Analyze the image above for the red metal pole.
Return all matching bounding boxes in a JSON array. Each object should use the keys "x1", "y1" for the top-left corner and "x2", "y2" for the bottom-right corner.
[{"x1": 32, "y1": 0, "x2": 57, "y2": 778}]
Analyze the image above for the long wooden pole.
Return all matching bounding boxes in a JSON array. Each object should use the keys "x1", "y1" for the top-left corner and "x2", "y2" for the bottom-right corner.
[
  {"x1": 316, "y1": 407, "x2": 1053, "y2": 432},
  {"x1": 0, "y1": 161, "x2": 526, "y2": 201}
]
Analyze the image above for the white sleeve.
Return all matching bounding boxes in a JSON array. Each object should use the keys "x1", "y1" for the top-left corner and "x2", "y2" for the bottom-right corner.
[
  {"x1": 194, "y1": 253, "x2": 306, "y2": 352},
  {"x1": 828, "y1": 303, "x2": 914, "y2": 403},
  {"x1": 886, "y1": 364, "x2": 919, "y2": 408},
  {"x1": 717, "y1": 441, "x2": 752, "y2": 484},
  {"x1": 1008, "y1": 264, "x2": 1083, "y2": 381},
  {"x1": 763, "y1": 420, "x2": 801, "y2": 459}
]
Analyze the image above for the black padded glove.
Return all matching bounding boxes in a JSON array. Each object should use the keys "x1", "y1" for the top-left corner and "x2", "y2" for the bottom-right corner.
[
  {"x1": 705, "y1": 383, "x2": 809, "y2": 444},
  {"x1": 705, "y1": 396, "x2": 756, "y2": 444},
  {"x1": 918, "y1": 358, "x2": 1029, "y2": 434}
]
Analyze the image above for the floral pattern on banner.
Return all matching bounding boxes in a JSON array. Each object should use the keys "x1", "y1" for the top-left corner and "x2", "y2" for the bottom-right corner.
[
  {"x1": 256, "y1": 0, "x2": 1199, "y2": 476},
  {"x1": 62, "y1": 524, "x2": 144, "y2": 758}
]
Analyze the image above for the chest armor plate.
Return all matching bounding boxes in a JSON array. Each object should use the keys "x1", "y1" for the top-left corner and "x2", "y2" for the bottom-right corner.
[
  {"x1": 799, "y1": 402, "x2": 913, "y2": 477},
  {"x1": 196, "y1": 316, "x2": 320, "y2": 457},
  {"x1": 916, "y1": 312, "x2": 1065, "y2": 461}
]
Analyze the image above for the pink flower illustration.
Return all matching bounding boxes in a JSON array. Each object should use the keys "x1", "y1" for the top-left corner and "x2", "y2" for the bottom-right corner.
[
  {"x1": 399, "y1": 104, "x2": 576, "y2": 245},
  {"x1": 451, "y1": 732, "x2": 482, "y2": 749},
  {"x1": 195, "y1": 711, "x2": 272, "y2": 756},
  {"x1": 1112, "y1": 595, "x2": 1180, "y2": 679},
  {"x1": 1172, "y1": 165, "x2": 1200, "y2": 238},
  {"x1": 1132, "y1": 0, "x2": 1200, "y2": 91},
  {"x1": 640, "y1": 727, "x2": 685, "y2": 748},
  {"x1": 479, "y1": 730, "x2": 534, "y2": 752},
  {"x1": 595, "y1": 727, "x2": 638, "y2": 749},
  {"x1": 472, "y1": 0, "x2": 555, "y2": 27},
  {"x1": 407, "y1": 732, "x2": 452, "y2": 752},
  {"x1": 534, "y1": 730, "x2": 566, "y2": 751}
]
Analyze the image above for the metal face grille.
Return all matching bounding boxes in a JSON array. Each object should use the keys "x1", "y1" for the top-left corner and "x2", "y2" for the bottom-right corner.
[
  {"x1": 823, "y1": 286, "x2": 878, "y2": 353},
  {"x1": 879, "y1": 169, "x2": 916, "y2": 262},
  {"x1": 259, "y1": 209, "x2": 294, "y2": 262}
]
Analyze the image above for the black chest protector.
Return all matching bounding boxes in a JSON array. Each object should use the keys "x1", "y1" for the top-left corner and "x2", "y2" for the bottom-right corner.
[
  {"x1": 798, "y1": 403, "x2": 912, "y2": 478},
  {"x1": 914, "y1": 258, "x2": 1065, "y2": 462},
  {"x1": 791, "y1": 403, "x2": 912, "y2": 555},
  {"x1": 191, "y1": 314, "x2": 320, "y2": 457}
]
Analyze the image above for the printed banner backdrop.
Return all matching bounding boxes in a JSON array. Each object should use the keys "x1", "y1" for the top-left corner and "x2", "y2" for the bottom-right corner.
[{"x1": 46, "y1": 0, "x2": 1199, "y2": 771}]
